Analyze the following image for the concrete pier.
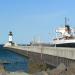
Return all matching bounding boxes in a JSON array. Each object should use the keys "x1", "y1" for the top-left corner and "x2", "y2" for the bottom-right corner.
[{"x1": 4, "y1": 45, "x2": 75, "y2": 67}]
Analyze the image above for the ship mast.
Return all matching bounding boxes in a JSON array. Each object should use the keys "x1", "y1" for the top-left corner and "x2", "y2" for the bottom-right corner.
[
  {"x1": 65, "y1": 17, "x2": 67, "y2": 26},
  {"x1": 65, "y1": 17, "x2": 70, "y2": 26}
]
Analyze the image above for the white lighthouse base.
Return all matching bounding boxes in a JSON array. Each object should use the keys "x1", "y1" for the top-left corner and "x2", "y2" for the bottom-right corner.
[{"x1": 4, "y1": 42, "x2": 17, "y2": 47}]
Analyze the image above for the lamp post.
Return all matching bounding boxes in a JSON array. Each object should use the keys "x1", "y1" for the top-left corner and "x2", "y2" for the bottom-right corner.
[{"x1": 48, "y1": 32, "x2": 50, "y2": 44}]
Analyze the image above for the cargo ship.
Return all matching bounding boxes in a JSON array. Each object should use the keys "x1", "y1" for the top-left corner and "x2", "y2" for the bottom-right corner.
[{"x1": 52, "y1": 18, "x2": 75, "y2": 48}]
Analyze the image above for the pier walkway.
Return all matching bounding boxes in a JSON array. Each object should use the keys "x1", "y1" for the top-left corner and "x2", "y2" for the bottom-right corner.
[{"x1": 4, "y1": 45, "x2": 75, "y2": 67}]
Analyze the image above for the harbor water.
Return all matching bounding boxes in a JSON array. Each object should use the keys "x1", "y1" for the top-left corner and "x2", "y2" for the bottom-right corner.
[{"x1": 0, "y1": 45, "x2": 28, "y2": 72}]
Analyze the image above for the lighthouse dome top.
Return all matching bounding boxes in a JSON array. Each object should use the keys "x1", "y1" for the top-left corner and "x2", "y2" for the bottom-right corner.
[{"x1": 9, "y1": 31, "x2": 13, "y2": 35}]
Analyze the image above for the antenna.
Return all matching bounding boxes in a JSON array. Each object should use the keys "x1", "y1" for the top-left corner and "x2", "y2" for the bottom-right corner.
[
  {"x1": 65, "y1": 17, "x2": 69, "y2": 26},
  {"x1": 65, "y1": 17, "x2": 67, "y2": 26}
]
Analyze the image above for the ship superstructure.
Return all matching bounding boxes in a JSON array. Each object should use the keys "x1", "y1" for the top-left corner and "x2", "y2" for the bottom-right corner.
[{"x1": 53, "y1": 18, "x2": 75, "y2": 47}]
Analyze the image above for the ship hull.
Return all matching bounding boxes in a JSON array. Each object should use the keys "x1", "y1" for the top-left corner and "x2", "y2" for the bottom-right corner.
[{"x1": 54, "y1": 43, "x2": 75, "y2": 48}]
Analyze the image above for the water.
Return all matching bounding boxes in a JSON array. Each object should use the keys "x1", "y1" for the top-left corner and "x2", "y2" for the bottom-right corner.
[{"x1": 0, "y1": 45, "x2": 28, "y2": 72}]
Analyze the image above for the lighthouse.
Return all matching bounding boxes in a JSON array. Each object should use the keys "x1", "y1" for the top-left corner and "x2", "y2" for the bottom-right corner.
[
  {"x1": 4, "y1": 31, "x2": 17, "y2": 47},
  {"x1": 9, "y1": 31, "x2": 13, "y2": 43}
]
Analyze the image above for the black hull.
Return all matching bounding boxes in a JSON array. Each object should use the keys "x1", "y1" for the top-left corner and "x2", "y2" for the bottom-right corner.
[{"x1": 55, "y1": 43, "x2": 75, "y2": 48}]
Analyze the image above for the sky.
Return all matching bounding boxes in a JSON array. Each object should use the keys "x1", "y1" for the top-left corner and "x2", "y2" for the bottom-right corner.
[{"x1": 0, "y1": 0, "x2": 75, "y2": 44}]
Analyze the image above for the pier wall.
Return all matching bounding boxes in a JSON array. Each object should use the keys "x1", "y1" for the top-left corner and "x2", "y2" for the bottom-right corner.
[{"x1": 4, "y1": 46, "x2": 75, "y2": 67}]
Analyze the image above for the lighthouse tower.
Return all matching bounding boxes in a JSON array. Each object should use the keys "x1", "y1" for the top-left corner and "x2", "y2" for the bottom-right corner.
[
  {"x1": 4, "y1": 31, "x2": 17, "y2": 47},
  {"x1": 8, "y1": 31, "x2": 13, "y2": 43}
]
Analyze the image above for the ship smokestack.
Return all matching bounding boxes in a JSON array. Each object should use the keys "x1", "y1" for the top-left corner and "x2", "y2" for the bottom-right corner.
[{"x1": 65, "y1": 25, "x2": 71, "y2": 34}]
